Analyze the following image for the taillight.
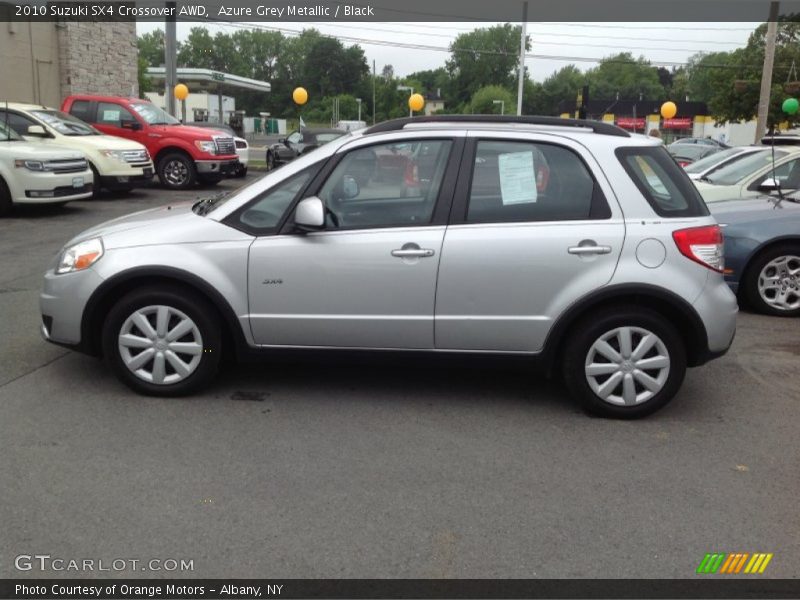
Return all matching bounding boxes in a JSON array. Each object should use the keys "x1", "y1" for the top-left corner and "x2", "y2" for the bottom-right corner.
[
  {"x1": 677, "y1": 160, "x2": 691, "y2": 167},
  {"x1": 672, "y1": 225, "x2": 724, "y2": 272},
  {"x1": 403, "y1": 160, "x2": 419, "y2": 186}
]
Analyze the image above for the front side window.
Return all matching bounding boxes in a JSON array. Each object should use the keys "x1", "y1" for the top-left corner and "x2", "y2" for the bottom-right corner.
[
  {"x1": 467, "y1": 141, "x2": 603, "y2": 223},
  {"x1": 0, "y1": 111, "x2": 37, "y2": 136},
  {"x1": 318, "y1": 139, "x2": 453, "y2": 230},
  {"x1": 752, "y1": 158, "x2": 800, "y2": 190},
  {"x1": 286, "y1": 131, "x2": 303, "y2": 144},
  {"x1": 97, "y1": 102, "x2": 138, "y2": 127},
  {"x1": 235, "y1": 168, "x2": 318, "y2": 232},
  {"x1": 617, "y1": 146, "x2": 709, "y2": 217}
]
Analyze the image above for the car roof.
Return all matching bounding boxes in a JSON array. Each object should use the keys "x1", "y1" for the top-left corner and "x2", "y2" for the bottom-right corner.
[
  {"x1": 67, "y1": 95, "x2": 149, "y2": 104},
  {"x1": 1, "y1": 102, "x2": 58, "y2": 111},
  {"x1": 304, "y1": 128, "x2": 344, "y2": 135}
]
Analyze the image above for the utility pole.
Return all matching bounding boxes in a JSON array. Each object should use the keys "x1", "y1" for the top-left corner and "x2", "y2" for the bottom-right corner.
[
  {"x1": 516, "y1": 1, "x2": 528, "y2": 116},
  {"x1": 164, "y1": 1, "x2": 177, "y2": 117},
  {"x1": 755, "y1": 1, "x2": 780, "y2": 142},
  {"x1": 372, "y1": 60, "x2": 376, "y2": 125}
]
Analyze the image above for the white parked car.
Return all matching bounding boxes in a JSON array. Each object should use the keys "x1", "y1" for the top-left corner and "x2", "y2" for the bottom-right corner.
[
  {"x1": 0, "y1": 120, "x2": 93, "y2": 215},
  {"x1": 1, "y1": 103, "x2": 154, "y2": 193},
  {"x1": 683, "y1": 146, "x2": 770, "y2": 181},
  {"x1": 693, "y1": 145, "x2": 800, "y2": 202}
]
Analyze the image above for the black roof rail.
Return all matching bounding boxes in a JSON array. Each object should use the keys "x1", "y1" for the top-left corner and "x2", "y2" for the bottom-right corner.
[{"x1": 363, "y1": 115, "x2": 631, "y2": 138}]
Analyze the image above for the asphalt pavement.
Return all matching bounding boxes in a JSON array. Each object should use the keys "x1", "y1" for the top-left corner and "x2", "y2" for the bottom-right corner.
[{"x1": 1, "y1": 177, "x2": 798, "y2": 579}]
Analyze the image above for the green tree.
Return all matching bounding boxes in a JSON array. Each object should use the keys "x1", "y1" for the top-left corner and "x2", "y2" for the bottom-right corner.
[
  {"x1": 446, "y1": 24, "x2": 529, "y2": 107},
  {"x1": 138, "y1": 30, "x2": 165, "y2": 67},
  {"x1": 538, "y1": 65, "x2": 586, "y2": 115},
  {"x1": 470, "y1": 85, "x2": 517, "y2": 114},
  {"x1": 585, "y1": 53, "x2": 665, "y2": 101}
]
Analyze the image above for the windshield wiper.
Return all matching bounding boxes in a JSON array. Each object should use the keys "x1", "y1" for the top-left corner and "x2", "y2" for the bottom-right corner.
[{"x1": 192, "y1": 191, "x2": 231, "y2": 216}]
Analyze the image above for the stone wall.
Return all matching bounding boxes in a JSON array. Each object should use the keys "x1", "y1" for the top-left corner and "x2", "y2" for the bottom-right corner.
[{"x1": 58, "y1": 22, "x2": 138, "y2": 99}]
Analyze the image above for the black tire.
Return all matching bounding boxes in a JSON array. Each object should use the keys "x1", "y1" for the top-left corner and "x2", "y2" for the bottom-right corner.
[
  {"x1": 743, "y1": 243, "x2": 800, "y2": 317},
  {"x1": 562, "y1": 306, "x2": 687, "y2": 419},
  {"x1": 89, "y1": 163, "x2": 102, "y2": 197},
  {"x1": 157, "y1": 152, "x2": 197, "y2": 190},
  {"x1": 102, "y1": 285, "x2": 222, "y2": 396},
  {"x1": 0, "y1": 177, "x2": 12, "y2": 217},
  {"x1": 265, "y1": 152, "x2": 275, "y2": 171},
  {"x1": 236, "y1": 166, "x2": 248, "y2": 178}
]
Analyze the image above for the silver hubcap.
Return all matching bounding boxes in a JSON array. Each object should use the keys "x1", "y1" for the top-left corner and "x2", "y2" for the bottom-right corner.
[
  {"x1": 585, "y1": 326, "x2": 670, "y2": 406},
  {"x1": 164, "y1": 159, "x2": 189, "y2": 186},
  {"x1": 118, "y1": 305, "x2": 203, "y2": 385},
  {"x1": 758, "y1": 254, "x2": 800, "y2": 312}
]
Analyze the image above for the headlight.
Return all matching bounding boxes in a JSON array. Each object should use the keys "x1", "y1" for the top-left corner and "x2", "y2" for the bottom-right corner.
[
  {"x1": 56, "y1": 238, "x2": 104, "y2": 274},
  {"x1": 194, "y1": 140, "x2": 216, "y2": 154},
  {"x1": 100, "y1": 150, "x2": 128, "y2": 162},
  {"x1": 15, "y1": 159, "x2": 45, "y2": 171}
]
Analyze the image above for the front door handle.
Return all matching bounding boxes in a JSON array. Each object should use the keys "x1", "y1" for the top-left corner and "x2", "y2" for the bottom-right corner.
[
  {"x1": 391, "y1": 242, "x2": 435, "y2": 258},
  {"x1": 568, "y1": 243, "x2": 612, "y2": 255},
  {"x1": 391, "y1": 248, "x2": 435, "y2": 258}
]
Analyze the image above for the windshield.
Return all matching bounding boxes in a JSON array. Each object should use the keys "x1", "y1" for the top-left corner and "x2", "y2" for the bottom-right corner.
[
  {"x1": 0, "y1": 120, "x2": 23, "y2": 141},
  {"x1": 30, "y1": 110, "x2": 99, "y2": 136},
  {"x1": 705, "y1": 149, "x2": 787, "y2": 185},
  {"x1": 130, "y1": 102, "x2": 180, "y2": 125},
  {"x1": 684, "y1": 147, "x2": 743, "y2": 174}
]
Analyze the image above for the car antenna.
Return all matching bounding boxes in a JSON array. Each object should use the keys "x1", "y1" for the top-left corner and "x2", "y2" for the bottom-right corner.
[{"x1": 768, "y1": 124, "x2": 785, "y2": 207}]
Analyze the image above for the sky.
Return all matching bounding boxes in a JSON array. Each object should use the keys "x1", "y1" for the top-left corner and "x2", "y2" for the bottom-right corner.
[{"x1": 136, "y1": 21, "x2": 761, "y2": 82}]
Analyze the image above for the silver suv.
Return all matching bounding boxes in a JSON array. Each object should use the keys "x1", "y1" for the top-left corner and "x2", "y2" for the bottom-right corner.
[{"x1": 40, "y1": 116, "x2": 737, "y2": 418}]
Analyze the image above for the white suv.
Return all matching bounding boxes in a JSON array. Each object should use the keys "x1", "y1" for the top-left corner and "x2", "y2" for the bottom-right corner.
[
  {"x1": 0, "y1": 120, "x2": 93, "y2": 215},
  {"x1": 40, "y1": 116, "x2": 737, "y2": 418},
  {"x1": 1, "y1": 103, "x2": 154, "y2": 193}
]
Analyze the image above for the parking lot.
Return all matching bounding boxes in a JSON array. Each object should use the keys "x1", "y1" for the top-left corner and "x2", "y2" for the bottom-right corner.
[{"x1": 1, "y1": 176, "x2": 799, "y2": 579}]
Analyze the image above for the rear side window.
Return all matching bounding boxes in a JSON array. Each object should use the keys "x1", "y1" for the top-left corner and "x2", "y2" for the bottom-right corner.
[
  {"x1": 466, "y1": 140, "x2": 610, "y2": 224},
  {"x1": 616, "y1": 146, "x2": 709, "y2": 217},
  {"x1": 69, "y1": 100, "x2": 94, "y2": 123}
]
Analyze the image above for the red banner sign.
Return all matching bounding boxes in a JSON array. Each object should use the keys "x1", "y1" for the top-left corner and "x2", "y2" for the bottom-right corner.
[
  {"x1": 662, "y1": 118, "x2": 693, "y2": 129},
  {"x1": 616, "y1": 118, "x2": 646, "y2": 129}
]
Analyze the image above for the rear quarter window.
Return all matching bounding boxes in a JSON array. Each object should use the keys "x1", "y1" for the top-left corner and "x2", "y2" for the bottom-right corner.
[{"x1": 616, "y1": 146, "x2": 709, "y2": 218}]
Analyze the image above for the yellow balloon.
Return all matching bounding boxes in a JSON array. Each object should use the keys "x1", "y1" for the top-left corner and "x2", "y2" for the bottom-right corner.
[
  {"x1": 661, "y1": 101, "x2": 677, "y2": 119},
  {"x1": 173, "y1": 83, "x2": 189, "y2": 101},
  {"x1": 408, "y1": 93, "x2": 425, "y2": 113},
  {"x1": 293, "y1": 87, "x2": 308, "y2": 106}
]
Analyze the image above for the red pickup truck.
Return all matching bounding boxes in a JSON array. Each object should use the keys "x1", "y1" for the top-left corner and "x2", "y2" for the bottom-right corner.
[{"x1": 62, "y1": 95, "x2": 239, "y2": 190}]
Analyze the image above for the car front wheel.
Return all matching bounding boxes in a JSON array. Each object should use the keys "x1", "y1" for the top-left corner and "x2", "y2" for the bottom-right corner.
[
  {"x1": 102, "y1": 286, "x2": 221, "y2": 396},
  {"x1": 157, "y1": 153, "x2": 197, "y2": 190},
  {"x1": 562, "y1": 306, "x2": 686, "y2": 418}
]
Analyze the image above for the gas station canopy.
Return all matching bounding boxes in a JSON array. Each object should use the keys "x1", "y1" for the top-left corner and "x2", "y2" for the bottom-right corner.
[{"x1": 145, "y1": 67, "x2": 271, "y2": 94}]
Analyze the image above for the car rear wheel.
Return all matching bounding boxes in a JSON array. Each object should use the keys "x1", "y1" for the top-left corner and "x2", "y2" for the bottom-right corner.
[
  {"x1": 744, "y1": 244, "x2": 800, "y2": 317},
  {"x1": 265, "y1": 152, "x2": 275, "y2": 171},
  {"x1": 562, "y1": 306, "x2": 686, "y2": 418},
  {"x1": 102, "y1": 286, "x2": 221, "y2": 396},
  {"x1": 157, "y1": 153, "x2": 197, "y2": 190}
]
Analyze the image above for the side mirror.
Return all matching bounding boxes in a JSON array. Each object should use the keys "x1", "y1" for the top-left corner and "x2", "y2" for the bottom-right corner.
[
  {"x1": 294, "y1": 196, "x2": 325, "y2": 231},
  {"x1": 26, "y1": 125, "x2": 48, "y2": 137},
  {"x1": 121, "y1": 121, "x2": 142, "y2": 131},
  {"x1": 759, "y1": 177, "x2": 780, "y2": 191},
  {"x1": 342, "y1": 175, "x2": 359, "y2": 199}
]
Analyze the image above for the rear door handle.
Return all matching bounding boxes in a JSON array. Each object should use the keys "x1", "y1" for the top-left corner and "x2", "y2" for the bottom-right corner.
[{"x1": 568, "y1": 244, "x2": 612, "y2": 255}]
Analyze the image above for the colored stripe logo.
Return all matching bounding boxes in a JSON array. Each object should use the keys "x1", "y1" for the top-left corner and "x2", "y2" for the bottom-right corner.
[{"x1": 697, "y1": 553, "x2": 773, "y2": 574}]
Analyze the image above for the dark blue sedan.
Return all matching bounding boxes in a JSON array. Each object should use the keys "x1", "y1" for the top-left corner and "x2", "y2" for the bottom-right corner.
[{"x1": 710, "y1": 194, "x2": 800, "y2": 317}]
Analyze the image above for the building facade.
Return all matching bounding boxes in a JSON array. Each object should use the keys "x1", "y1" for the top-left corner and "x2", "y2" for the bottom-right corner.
[{"x1": 0, "y1": 17, "x2": 138, "y2": 107}]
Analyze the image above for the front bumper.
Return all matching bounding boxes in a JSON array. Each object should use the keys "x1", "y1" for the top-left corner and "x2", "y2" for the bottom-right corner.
[
  {"x1": 40, "y1": 265, "x2": 106, "y2": 347},
  {"x1": 196, "y1": 159, "x2": 237, "y2": 175},
  {"x1": 13, "y1": 168, "x2": 94, "y2": 204}
]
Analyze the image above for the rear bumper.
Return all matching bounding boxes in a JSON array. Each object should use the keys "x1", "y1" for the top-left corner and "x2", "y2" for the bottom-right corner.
[{"x1": 691, "y1": 275, "x2": 738, "y2": 361}]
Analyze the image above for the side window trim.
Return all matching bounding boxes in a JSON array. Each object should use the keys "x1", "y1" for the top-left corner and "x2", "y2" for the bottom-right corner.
[{"x1": 450, "y1": 137, "x2": 611, "y2": 225}]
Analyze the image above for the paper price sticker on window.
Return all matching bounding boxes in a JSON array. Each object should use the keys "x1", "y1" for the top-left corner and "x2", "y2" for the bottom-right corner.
[
  {"x1": 498, "y1": 151, "x2": 537, "y2": 205},
  {"x1": 103, "y1": 109, "x2": 121, "y2": 122}
]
